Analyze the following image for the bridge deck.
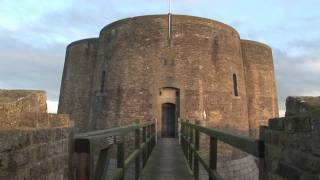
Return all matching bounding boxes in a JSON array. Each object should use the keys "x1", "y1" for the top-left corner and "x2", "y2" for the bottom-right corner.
[{"x1": 139, "y1": 138, "x2": 194, "y2": 180}]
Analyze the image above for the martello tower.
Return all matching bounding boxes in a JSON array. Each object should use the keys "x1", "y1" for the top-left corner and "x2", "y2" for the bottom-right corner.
[{"x1": 58, "y1": 14, "x2": 278, "y2": 138}]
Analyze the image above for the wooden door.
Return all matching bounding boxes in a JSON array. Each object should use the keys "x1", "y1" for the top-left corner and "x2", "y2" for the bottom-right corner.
[{"x1": 161, "y1": 103, "x2": 176, "y2": 137}]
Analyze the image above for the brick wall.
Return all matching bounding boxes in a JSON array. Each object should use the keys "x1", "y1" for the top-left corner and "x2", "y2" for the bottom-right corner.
[{"x1": 262, "y1": 97, "x2": 320, "y2": 180}]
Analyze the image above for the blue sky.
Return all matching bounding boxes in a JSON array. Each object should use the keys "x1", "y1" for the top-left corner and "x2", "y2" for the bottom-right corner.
[{"x1": 0, "y1": 0, "x2": 319, "y2": 115}]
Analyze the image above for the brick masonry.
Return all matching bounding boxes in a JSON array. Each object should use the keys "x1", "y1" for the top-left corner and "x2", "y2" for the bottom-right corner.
[
  {"x1": 58, "y1": 14, "x2": 278, "y2": 136},
  {"x1": 58, "y1": 14, "x2": 279, "y2": 180}
]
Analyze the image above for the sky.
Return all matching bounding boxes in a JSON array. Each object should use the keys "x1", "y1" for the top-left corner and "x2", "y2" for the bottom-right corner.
[{"x1": 0, "y1": 0, "x2": 319, "y2": 116}]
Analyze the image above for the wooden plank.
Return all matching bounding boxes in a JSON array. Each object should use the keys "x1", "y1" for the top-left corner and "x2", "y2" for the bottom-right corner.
[
  {"x1": 139, "y1": 138, "x2": 193, "y2": 180},
  {"x1": 135, "y1": 127, "x2": 140, "y2": 180},
  {"x1": 124, "y1": 149, "x2": 139, "y2": 170},
  {"x1": 190, "y1": 123, "x2": 263, "y2": 157},
  {"x1": 110, "y1": 168, "x2": 123, "y2": 180},
  {"x1": 210, "y1": 169, "x2": 224, "y2": 180},
  {"x1": 196, "y1": 151, "x2": 209, "y2": 172},
  {"x1": 142, "y1": 126, "x2": 147, "y2": 167},
  {"x1": 209, "y1": 137, "x2": 217, "y2": 180},
  {"x1": 79, "y1": 153, "x2": 89, "y2": 180},
  {"x1": 74, "y1": 124, "x2": 138, "y2": 139},
  {"x1": 139, "y1": 121, "x2": 154, "y2": 128},
  {"x1": 94, "y1": 148, "x2": 110, "y2": 180},
  {"x1": 188, "y1": 125, "x2": 193, "y2": 169},
  {"x1": 117, "y1": 141, "x2": 125, "y2": 180},
  {"x1": 194, "y1": 123, "x2": 200, "y2": 180}
]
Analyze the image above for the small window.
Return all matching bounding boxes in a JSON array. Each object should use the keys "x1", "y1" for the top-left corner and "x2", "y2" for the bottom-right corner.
[
  {"x1": 100, "y1": 71, "x2": 106, "y2": 92},
  {"x1": 233, "y1": 74, "x2": 238, "y2": 96}
]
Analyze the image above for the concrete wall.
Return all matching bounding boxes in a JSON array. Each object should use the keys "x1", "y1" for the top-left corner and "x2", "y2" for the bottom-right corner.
[{"x1": 262, "y1": 97, "x2": 320, "y2": 180}]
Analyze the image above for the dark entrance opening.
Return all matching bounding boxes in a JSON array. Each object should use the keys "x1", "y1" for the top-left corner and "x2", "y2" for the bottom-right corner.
[{"x1": 161, "y1": 103, "x2": 176, "y2": 138}]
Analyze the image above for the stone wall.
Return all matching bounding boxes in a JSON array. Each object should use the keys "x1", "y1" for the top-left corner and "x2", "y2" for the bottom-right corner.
[
  {"x1": 0, "y1": 112, "x2": 70, "y2": 129},
  {"x1": 0, "y1": 126, "x2": 72, "y2": 180},
  {"x1": 0, "y1": 90, "x2": 47, "y2": 113},
  {"x1": 0, "y1": 90, "x2": 47, "y2": 128},
  {"x1": 0, "y1": 90, "x2": 73, "y2": 180},
  {"x1": 262, "y1": 96, "x2": 320, "y2": 180}
]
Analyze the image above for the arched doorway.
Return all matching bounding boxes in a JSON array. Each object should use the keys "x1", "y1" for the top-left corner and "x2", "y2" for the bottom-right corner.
[{"x1": 161, "y1": 103, "x2": 176, "y2": 137}]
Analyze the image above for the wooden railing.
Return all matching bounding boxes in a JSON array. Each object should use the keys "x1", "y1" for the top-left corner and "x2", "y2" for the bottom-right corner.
[
  {"x1": 180, "y1": 119, "x2": 265, "y2": 180},
  {"x1": 74, "y1": 120, "x2": 156, "y2": 180}
]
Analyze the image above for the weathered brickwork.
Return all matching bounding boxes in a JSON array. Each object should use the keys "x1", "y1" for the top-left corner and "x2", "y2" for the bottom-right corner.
[
  {"x1": 242, "y1": 41, "x2": 279, "y2": 138},
  {"x1": 58, "y1": 14, "x2": 278, "y2": 179},
  {"x1": 0, "y1": 90, "x2": 73, "y2": 180},
  {"x1": 58, "y1": 14, "x2": 278, "y2": 135},
  {"x1": 262, "y1": 96, "x2": 320, "y2": 180}
]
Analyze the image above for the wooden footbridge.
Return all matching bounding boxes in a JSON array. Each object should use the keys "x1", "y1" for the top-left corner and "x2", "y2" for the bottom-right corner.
[{"x1": 74, "y1": 120, "x2": 265, "y2": 180}]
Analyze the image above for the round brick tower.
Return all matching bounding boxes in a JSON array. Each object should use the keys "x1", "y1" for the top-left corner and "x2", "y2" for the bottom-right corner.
[{"x1": 58, "y1": 14, "x2": 278, "y2": 179}]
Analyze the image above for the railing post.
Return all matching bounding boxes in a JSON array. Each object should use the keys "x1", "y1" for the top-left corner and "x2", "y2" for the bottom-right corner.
[
  {"x1": 178, "y1": 118, "x2": 181, "y2": 144},
  {"x1": 74, "y1": 139, "x2": 90, "y2": 180},
  {"x1": 259, "y1": 126, "x2": 266, "y2": 180},
  {"x1": 194, "y1": 120, "x2": 200, "y2": 180},
  {"x1": 79, "y1": 153, "x2": 89, "y2": 180},
  {"x1": 135, "y1": 123, "x2": 141, "y2": 180},
  {"x1": 185, "y1": 120, "x2": 190, "y2": 159},
  {"x1": 155, "y1": 118, "x2": 158, "y2": 144},
  {"x1": 209, "y1": 137, "x2": 217, "y2": 180},
  {"x1": 117, "y1": 137, "x2": 125, "y2": 180},
  {"x1": 181, "y1": 120, "x2": 185, "y2": 155},
  {"x1": 188, "y1": 121, "x2": 193, "y2": 169},
  {"x1": 142, "y1": 126, "x2": 147, "y2": 167},
  {"x1": 147, "y1": 124, "x2": 151, "y2": 157},
  {"x1": 151, "y1": 121, "x2": 156, "y2": 149}
]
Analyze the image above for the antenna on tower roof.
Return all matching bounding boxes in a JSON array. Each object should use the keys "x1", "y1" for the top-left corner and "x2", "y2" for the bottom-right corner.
[{"x1": 168, "y1": 0, "x2": 172, "y2": 40}]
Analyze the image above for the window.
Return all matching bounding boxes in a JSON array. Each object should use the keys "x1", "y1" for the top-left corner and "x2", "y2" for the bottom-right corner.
[
  {"x1": 100, "y1": 70, "x2": 106, "y2": 92},
  {"x1": 233, "y1": 74, "x2": 238, "y2": 96}
]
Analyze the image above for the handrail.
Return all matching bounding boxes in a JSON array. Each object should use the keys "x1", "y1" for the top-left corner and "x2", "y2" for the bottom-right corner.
[
  {"x1": 74, "y1": 120, "x2": 157, "y2": 180},
  {"x1": 180, "y1": 119, "x2": 265, "y2": 180}
]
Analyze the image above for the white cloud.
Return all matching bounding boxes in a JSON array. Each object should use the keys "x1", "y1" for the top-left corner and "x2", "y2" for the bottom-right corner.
[
  {"x1": 47, "y1": 100, "x2": 58, "y2": 113},
  {"x1": 279, "y1": 109, "x2": 285, "y2": 117}
]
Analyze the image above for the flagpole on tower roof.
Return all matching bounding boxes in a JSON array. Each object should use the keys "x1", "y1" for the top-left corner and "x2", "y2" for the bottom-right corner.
[{"x1": 169, "y1": 0, "x2": 171, "y2": 14}]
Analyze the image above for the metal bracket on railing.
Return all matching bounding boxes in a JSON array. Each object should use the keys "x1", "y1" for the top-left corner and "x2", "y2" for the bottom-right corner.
[{"x1": 114, "y1": 135, "x2": 124, "y2": 144}]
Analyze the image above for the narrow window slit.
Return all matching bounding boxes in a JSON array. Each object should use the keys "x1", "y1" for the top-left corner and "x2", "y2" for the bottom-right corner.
[
  {"x1": 233, "y1": 74, "x2": 238, "y2": 96},
  {"x1": 100, "y1": 70, "x2": 106, "y2": 92}
]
